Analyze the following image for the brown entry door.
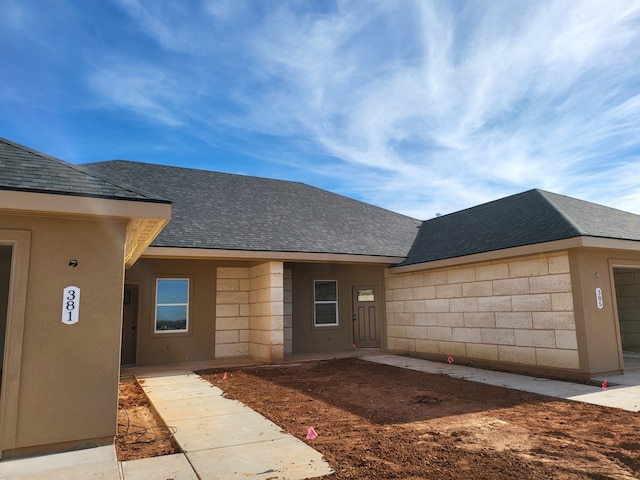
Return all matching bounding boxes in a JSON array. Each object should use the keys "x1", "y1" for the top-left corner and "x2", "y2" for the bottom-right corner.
[
  {"x1": 121, "y1": 284, "x2": 138, "y2": 365},
  {"x1": 352, "y1": 285, "x2": 380, "y2": 348}
]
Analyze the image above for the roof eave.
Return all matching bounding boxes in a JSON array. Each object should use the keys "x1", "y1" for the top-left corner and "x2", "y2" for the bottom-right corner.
[
  {"x1": 0, "y1": 189, "x2": 171, "y2": 219},
  {"x1": 0, "y1": 189, "x2": 171, "y2": 268},
  {"x1": 143, "y1": 246, "x2": 405, "y2": 265},
  {"x1": 390, "y1": 236, "x2": 640, "y2": 274}
]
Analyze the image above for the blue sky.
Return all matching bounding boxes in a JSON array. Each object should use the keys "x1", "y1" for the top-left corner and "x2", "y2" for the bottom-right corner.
[{"x1": 2, "y1": 1, "x2": 640, "y2": 219}]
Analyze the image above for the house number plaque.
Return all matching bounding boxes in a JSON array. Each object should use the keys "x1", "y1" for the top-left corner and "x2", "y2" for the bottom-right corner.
[
  {"x1": 62, "y1": 286, "x2": 80, "y2": 325},
  {"x1": 595, "y1": 287, "x2": 603, "y2": 310}
]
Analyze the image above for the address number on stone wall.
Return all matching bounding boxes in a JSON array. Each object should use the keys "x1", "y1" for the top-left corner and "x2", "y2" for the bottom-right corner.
[{"x1": 62, "y1": 286, "x2": 80, "y2": 325}]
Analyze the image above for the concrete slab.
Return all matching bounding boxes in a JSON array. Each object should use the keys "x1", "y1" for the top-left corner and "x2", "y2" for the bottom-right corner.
[
  {"x1": 140, "y1": 383, "x2": 221, "y2": 402},
  {"x1": 120, "y1": 453, "x2": 197, "y2": 480},
  {"x1": 169, "y1": 411, "x2": 287, "y2": 452},
  {"x1": 0, "y1": 446, "x2": 119, "y2": 480},
  {"x1": 363, "y1": 354, "x2": 640, "y2": 412},
  {"x1": 137, "y1": 373, "x2": 208, "y2": 387},
  {"x1": 187, "y1": 437, "x2": 333, "y2": 479},
  {"x1": 136, "y1": 370, "x2": 334, "y2": 480},
  {"x1": 152, "y1": 396, "x2": 251, "y2": 423}
]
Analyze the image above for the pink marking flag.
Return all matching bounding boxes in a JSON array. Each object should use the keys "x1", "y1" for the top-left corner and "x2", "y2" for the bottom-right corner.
[
  {"x1": 306, "y1": 426, "x2": 318, "y2": 440},
  {"x1": 352, "y1": 343, "x2": 357, "y2": 350},
  {"x1": 602, "y1": 379, "x2": 607, "y2": 390},
  {"x1": 447, "y1": 355, "x2": 455, "y2": 364},
  {"x1": 222, "y1": 372, "x2": 228, "y2": 380}
]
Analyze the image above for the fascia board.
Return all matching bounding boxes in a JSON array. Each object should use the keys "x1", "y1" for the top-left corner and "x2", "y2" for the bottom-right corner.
[
  {"x1": 0, "y1": 189, "x2": 171, "y2": 220},
  {"x1": 390, "y1": 236, "x2": 640, "y2": 274},
  {"x1": 143, "y1": 246, "x2": 404, "y2": 265}
]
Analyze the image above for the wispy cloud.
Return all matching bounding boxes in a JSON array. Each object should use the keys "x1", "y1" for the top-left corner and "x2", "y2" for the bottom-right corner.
[
  {"x1": 231, "y1": 0, "x2": 640, "y2": 217},
  {"x1": 88, "y1": 65, "x2": 184, "y2": 127},
  {"x1": 4, "y1": 0, "x2": 639, "y2": 219}
]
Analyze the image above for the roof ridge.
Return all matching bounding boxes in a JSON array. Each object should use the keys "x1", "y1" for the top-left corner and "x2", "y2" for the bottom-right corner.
[
  {"x1": 86, "y1": 159, "x2": 301, "y2": 184},
  {"x1": 535, "y1": 190, "x2": 588, "y2": 236},
  {"x1": 87, "y1": 159, "x2": 420, "y2": 222},
  {"x1": 535, "y1": 189, "x2": 585, "y2": 235}
]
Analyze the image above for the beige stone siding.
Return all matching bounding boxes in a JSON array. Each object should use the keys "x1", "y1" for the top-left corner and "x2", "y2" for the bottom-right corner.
[
  {"x1": 614, "y1": 268, "x2": 640, "y2": 354},
  {"x1": 216, "y1": 262, "x2": 285, "y2": 362},
  {"x1": 249, "y1": 262, "x2": 284, "y2": 362},
  {"x1": 385, "y1": 251, "x2": 579, "y2": 370},
  {"x1": 216, "y1": 267, "x2": 251, "y2": 358}
]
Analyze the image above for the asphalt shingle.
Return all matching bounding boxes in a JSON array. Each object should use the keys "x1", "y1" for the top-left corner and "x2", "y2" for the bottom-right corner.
[
  {"x1": 0, "y1": 138, "x2": 167, "y2": 202},
  {"x1": 83, "y1": 160, "x2": 422, "y2": 257},
  {"x1": 400, "y1": 189, "x2": 640, "y2": 266}
]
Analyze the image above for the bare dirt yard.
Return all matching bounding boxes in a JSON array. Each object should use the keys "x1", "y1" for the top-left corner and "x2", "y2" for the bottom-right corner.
[
  {"x1": 196, "y1": 358, "x2": 640, "y2": 480},
  {"x1": 116, "y1": 377, "x2": 180, "y2": 461}
]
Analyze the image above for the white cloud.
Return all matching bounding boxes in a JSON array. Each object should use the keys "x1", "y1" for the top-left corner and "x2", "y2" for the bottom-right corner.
[
  {"x1": 94, "y1": 0, "x2": 640, "y2": 217},
  {"x1": 88, "y1": 65, "x2": 184, "y2": 127},
  {"x1": 235, "y1": 0, "x2": 640, "y2": 216}
]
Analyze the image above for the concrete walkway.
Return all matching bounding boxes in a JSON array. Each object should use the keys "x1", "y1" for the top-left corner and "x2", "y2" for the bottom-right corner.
[
  {"x1": 363, "y1": 354, "x2": 640, "y2": 412},
  {"x1": 3, "y1": 353, "x2": 640, "y2": 479},
  {"x1": 124, "y1": 369, "x2": 333, "y2": 480},
  {"x1": 0, "y1": 369, "x2": 332, "y2": 480}
]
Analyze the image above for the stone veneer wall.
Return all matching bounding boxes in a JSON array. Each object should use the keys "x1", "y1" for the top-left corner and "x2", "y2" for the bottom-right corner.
[
  {"x1": 215, "y1": 267, "x2": 251, "y2": 358},
  {"x1": 284, "y1": 268, "x2": 293, "y2": 354},
  {"x1": 249, "y1": 262, "x2": 284, "y2": 362},
  {"x1": 385, "y1": 251, "x2": 579, "y2": 371},
  {"x1": 614, "y1": 268, "x2": 640, "y2": 354}
]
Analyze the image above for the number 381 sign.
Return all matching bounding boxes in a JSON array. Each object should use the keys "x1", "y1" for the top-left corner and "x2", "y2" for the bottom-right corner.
[{"x1": 62, "y1": 286, "x2": 80, "y2": 325}]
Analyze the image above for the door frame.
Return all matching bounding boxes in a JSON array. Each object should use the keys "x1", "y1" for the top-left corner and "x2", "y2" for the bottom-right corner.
[
  {"x1": 121, "y1": 283, "x2": 140, "y2": 366},
  {"x1": 0, "y1": 230, "x2": 31, "y2": 458},
  {"x1": 351, "y1": 283, "x2": 381, "y2": 348},
  {"x1": 609, "y1": 260, "x2": 640, "y2": 372}
]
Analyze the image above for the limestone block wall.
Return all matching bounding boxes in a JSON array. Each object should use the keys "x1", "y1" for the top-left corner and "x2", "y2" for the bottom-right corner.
[
  {"x1": 614, "y1": 268, "x2": 640, "y2": 354},
  {"x1": 249, "y1": 262, "x2": 284, "y2": 362},
  {"x1": 385, "y1": 251, "x2": 579, "y2": 371},
  {"x1": 284, "y1": 268, "x2": 293, "y2": 354},
  {"x1": 215, "y1": 267, "x2": 251, "y2": 357}
]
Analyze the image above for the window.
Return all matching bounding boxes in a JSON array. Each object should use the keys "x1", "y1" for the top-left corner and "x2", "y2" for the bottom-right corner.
[
  {"x1": 357, "y1": 289, "x2": 375, "y2": 302},
  {"x1": 314, "y1": 280, "x2": 338, "y2": 327},
  {"x1": 155, "y1": 278, "x2": 189, "y2": 333}
]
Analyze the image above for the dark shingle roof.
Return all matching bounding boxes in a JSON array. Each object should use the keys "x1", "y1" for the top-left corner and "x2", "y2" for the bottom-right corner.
[
  {"x1": 400, "y1": 189, "x2": 640, "y2": 267},
  {"x1": 83, "y1": 160, "x2": 422, "y2": 257},
  {"x1": 0, "y1": 138, "x2": 167, "y2": 202}
]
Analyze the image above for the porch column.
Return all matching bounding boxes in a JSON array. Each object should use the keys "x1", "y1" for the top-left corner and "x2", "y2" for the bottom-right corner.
[{"x1": 249, "y1": 261, "x2": 284, "y2": 362}]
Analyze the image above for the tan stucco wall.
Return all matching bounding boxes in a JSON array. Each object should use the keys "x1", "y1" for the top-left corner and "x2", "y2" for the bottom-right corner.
[
  {"x1": 0, "y1": 214, "x2": 127, "y2": 458},
  {"x1": 290, "y1": 263, "x2": 387, "y2": 354},
  {"x1": 570, "y1": 250, "x2": 640, "y2": 375},
  {"x1": 129, "y1": 260, "x2": 286, "y2": 364},
  {"x1": 614, "y1": 268, "x2": 640, "y2": 354},
  {"x1": 125, "y1": 258, "x2": 217, "y2": 366},
  {"x1": 386, "y1": 252, "x2": 580, "y2": 374}
]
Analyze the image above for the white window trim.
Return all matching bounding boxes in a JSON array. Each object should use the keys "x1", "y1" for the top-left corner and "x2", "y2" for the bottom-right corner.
[
  {"x1": 154, "y1": 277, "x2": 190, "y2": 334},
  {"x1": 314, "y1": 279, "x2": 339, "y2": 327}
]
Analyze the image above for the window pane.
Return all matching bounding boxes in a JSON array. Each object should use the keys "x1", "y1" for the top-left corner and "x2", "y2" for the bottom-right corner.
[
  {"x1": 156, "y1": 306, "x2": 187, "y2": 331},
  {"x1": 315, "y1": 303, "x2": 337, "y2": 325},
  {"x1": 315, "y1": 281, "x2": 336, "y2": 301},
  {"x1": 157, "y1": 279, "x2": 188, "y2": 303},
  {"x1": 357, "y1": 289, "x2": 375, "y2": 302}
]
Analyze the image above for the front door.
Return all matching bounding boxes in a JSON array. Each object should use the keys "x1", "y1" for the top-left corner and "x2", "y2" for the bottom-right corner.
[
  {"x1": 352, "y1": 285, "x2": 380, "y2": 348},
  {"x1": 121, "y1": 284, "x2": 138, "y2": 365}
]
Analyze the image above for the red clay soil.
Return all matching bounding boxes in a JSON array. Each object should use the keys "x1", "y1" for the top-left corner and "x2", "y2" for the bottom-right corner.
[
  {"x1": 115, "y1": 377, "x2": 180, "y2": 461},
  {"x1": 198, "y1": 358, "x2": 640, "y2": 480}
]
